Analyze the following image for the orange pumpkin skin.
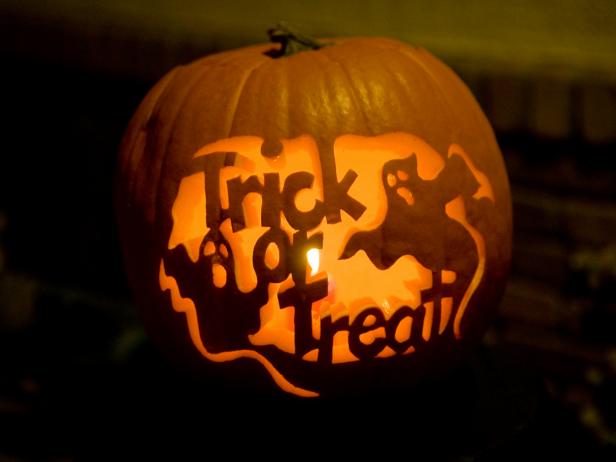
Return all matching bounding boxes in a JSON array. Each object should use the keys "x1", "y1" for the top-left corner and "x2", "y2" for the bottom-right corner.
[{"x1": 116, "y1": 37, "x2": 512, "y2": 398}]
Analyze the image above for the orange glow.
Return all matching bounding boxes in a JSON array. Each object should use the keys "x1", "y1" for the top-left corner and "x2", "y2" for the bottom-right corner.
[
  {"x1": 161, "y1": 132, "x2": 496, "y2": 396},
  {"x1": 396, "y1": 187, "x2": 414, "y2": 205},
  {"x1": 378, "y1": 346, "x2": 405, "y2": 358},
  {"x1": 442, "y1": 270, "x2": 456, "y2": 284},
  {"x1": 396, "y1": 170, "x2": 409, "y2": 181},
  {"x1": 212, "y1": 263, "x2": 227, "y2": 288},
  {"x1": 264, "y1": 242, "x2": 280, "y2": 269},
  {"x1": 251, "y1": 134, "x2": 439, "y2": 360},
  {"x1": 359, "y1": 326, "x2": 386, "y2": 345},
  {"x1": 169, "y1": 172, "x2": 208, "y2": 263},
  {"x1": 296, "y1": 188, "x2": 319, "y2": 213},
  {"x1": 386, "y1": 173, "x2": 396, "y2": 187},
  {"x1": 203, "y1": 241, "x2": 215, "y2": 256},
  {"x1": 394, "y1": 315, "x2": 413, "y2": 343}
]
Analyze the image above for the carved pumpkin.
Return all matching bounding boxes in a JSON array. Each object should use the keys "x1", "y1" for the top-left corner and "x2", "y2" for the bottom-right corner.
[{"x1": 116, "y1": 27, "x2": 512, "y2": 398}]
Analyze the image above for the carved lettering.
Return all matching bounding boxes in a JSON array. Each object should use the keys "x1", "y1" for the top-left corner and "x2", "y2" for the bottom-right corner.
[{"x1": 167, "y1": 136, "x2": 471, "y2": 365}]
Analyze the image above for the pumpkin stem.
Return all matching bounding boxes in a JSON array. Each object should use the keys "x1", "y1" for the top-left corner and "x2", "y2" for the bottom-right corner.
[{"x1": 267, "y1": 22, "x2": 329, "y2": 57}]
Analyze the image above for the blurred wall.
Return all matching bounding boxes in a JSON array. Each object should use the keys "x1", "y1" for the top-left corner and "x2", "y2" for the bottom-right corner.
[
  {"x1": 3, "y1": 0, "x2": 616, "y2": 141},
  {"x1": 2, "y1": 0, "x2": 616, "y2": 79}
]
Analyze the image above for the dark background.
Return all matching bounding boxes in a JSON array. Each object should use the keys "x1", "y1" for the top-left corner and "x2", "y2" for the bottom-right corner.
[{"x1": 0, "y1": 1, "x2": 615, "y2": 459}]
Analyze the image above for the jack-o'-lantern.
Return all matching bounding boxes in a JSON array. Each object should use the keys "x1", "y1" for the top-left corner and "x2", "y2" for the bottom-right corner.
[{"x1": 115, "y1": 26, "x2": 511, "y2": 398}]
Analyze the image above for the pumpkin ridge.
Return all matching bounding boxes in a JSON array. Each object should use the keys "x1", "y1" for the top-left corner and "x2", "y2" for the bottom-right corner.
[
  {"x1": 395, "y1": 45, "x2": 458, "y2": 137},
  {"x1": 319, "y1": 46, "x2": 372, "y2": 134},
  {"x1": 151, "y1": 65, "x2": 215, "y2": 224},
  {"x1": 226, "y1": 57, "x2": 270, "y2": 138}
]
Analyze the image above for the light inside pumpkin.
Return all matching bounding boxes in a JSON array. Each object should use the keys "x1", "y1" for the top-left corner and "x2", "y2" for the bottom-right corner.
[
  {"x1": 307, "y1": 248, "x2": 320, "y2": 277},
  {"x1": 159, "y1": 132, "x2": 495, "y2": 396}
]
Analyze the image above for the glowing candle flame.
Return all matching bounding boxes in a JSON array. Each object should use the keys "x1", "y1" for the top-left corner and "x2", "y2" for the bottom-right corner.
[{"x1": 307, "y1": 248, "x2": 320, "y2": 276}]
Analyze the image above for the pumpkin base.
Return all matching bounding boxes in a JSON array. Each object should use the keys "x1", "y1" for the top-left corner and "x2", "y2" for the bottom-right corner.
[{"x1": 120, "y1": 337, "x2": 538, "y2": 459}]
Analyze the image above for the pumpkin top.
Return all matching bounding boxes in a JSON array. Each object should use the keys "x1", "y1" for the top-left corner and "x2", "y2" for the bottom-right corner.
[{"x1": 119, "y1": 35, "x2": 509, "y2": 231}]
